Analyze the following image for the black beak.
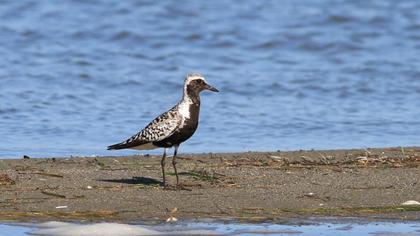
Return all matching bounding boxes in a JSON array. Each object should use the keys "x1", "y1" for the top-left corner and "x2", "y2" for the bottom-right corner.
[{"x1": 206, "y1": 84, "x2": 219, "y2": 92}]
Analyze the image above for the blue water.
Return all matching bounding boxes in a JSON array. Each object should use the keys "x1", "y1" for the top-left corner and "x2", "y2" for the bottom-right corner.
[
  {"x1": 1, "y1": 220, "x2": 420, "y2": 236},
  {"x1": 0, "y1": 1, "x2": 419, "y2": 158}
]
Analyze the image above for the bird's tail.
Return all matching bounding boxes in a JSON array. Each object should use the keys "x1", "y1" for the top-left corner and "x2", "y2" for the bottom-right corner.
[{"x1": 107, "y1": 142, "x2": 125, "y2": 150}]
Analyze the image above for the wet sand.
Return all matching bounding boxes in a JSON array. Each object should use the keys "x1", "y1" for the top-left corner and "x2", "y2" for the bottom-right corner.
[{"x1": 0, "y1": 147, "x2": 419, "y2": 223}]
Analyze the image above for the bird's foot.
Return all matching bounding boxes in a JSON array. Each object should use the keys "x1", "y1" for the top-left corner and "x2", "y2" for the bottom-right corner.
[
  {"x1": 175, "y1": 184, "x2": 192, "y2": 191},
  {"x1": 163, "y1": 184, "x2": 176, "y2": 191}
]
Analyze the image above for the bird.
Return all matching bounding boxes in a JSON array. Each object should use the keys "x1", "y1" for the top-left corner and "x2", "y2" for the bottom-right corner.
[{"x1": 107, "y1": 73, "x2": 219, "y2": 188}]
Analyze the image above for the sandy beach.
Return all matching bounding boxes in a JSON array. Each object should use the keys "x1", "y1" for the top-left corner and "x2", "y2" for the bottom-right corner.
[{"x1": 0, "y1": 147, "x2": 419, "y2": 223}]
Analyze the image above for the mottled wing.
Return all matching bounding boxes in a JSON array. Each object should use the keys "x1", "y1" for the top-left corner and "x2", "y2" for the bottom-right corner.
[
  {"x1": 107, "y1": 108, "x2": 181, "y2": 150},
  {"x1": 135, "y1": 109, "x2": 181, "y2": 142}
]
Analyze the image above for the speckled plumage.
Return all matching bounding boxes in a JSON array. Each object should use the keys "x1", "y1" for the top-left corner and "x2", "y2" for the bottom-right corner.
[
  {"x1": 107, "y1": 73, "x2": 219, "y2": 187},
  {"x1": 107, "y1": 106, "x2": 182, "y2": 150}
]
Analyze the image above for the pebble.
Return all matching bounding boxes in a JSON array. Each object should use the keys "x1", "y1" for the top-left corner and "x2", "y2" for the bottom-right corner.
[
  {"x1": 270, "y1": 156, "x2": 288, "y2": 163},
  {"x1": 270, "y1": 156, "x2": 282, "y2": 160},
  {"x1": 166, "y1": 216, "x2": 177, "y2": 222}
]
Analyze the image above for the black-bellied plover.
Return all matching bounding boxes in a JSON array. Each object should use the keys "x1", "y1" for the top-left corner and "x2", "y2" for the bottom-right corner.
[{"x1": 108, "y1": 73, "x2": 219, "y2": 187}]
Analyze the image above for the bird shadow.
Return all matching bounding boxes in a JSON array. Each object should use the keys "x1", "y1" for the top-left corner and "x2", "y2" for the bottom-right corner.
[{"x1": 99, "y1": 177, "x2": 163, "y2": 186}]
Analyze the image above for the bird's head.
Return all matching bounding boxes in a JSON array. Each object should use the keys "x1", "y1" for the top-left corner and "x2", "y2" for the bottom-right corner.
[{"x1": 184, "y1": 73, "x2": 219, "y2": 96}]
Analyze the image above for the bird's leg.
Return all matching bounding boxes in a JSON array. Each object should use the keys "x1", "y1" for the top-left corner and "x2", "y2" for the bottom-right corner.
[
  {"x1": 172, "y1": 145, "x2": 179, "y2": 186},
  {"x1": 161, "y1": 148, "x2": 167, "y2": 187}
]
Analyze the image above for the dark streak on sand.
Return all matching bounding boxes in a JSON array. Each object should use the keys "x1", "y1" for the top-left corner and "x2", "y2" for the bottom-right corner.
[{"x1": 0, "y1": 147, "x2": 420, "y2": 223}]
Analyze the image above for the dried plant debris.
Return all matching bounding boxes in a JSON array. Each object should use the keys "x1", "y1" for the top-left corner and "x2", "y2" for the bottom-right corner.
[
  {"x1": 168, "y1": 169, "x2": 226, "y2": 183},
  {"x1": 0, "y1": 174, "x2": 15, "y2": 185},
  {"x1": 0, "y1": 147, "x2": 419, "y2": 222}
]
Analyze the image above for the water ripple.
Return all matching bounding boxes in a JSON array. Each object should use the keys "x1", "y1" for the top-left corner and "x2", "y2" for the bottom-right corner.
[{"x1": 0, "y1": 0, "x2": 419, "y2": 157}]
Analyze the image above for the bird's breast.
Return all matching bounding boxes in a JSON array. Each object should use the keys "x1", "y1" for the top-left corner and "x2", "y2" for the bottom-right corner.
[
  {"x1": 153, "y1": 99, "x2": 201, "y2": 148},
  {"x1": 161, "y1": 103, "x2": 200, "y2": 146},
  {"x1": 179, "y1": 103, "x2": 200, "y2": 131}
]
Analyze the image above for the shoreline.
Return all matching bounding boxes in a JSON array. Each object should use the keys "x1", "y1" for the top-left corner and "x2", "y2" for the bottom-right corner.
[{"x1": 0, "y1": 147, "x2": 419, "y2": 223}]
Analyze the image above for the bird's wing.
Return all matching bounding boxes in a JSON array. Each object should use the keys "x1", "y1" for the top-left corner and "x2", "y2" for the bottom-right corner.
[
  {"x1": 135, "y1": 108, "x2": 181, "y2": 142},
  {"x1": 108, "y1": 108, "x2": 182, "y2": 150}
]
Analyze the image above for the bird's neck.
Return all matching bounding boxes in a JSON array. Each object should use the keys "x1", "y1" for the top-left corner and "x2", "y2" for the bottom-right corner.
[
  {"x1": 179, "y1": 91, "x2": 200, "y2": 120},
  {"x1": 181, "y1": 89, "x2": 200, "y2": 105}
]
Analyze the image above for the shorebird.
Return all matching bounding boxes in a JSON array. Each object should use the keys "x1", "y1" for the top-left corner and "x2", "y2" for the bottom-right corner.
[{"x1": 107, "y1": 73, "x2": 219, "y2": 187}]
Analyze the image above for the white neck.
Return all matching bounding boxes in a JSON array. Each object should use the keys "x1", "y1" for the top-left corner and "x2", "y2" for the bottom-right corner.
[
  {"x1": 181, "y1": 85, "x2": 200, "y2": 103},
  {"x1": 178, "y1": 90, "x2": 193, "y2": 119},
  {"x1": 178, "y1": 86, "x2": 201, "y2": 120}
]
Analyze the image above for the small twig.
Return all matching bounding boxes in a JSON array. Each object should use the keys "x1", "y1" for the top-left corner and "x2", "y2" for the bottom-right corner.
[
  {"x1": 35, "y1": 172, "x2": 64, "y2": 178},
  {"x1": 401, "y1": 147, "x2": 406, "y2": 160},
  {"x1": 41, "y1": 190, "x2": 66, "y2": 198}
]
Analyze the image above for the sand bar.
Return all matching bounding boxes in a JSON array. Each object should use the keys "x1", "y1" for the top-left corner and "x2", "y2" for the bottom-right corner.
[{"x1": 0, "y1": 147, "x2": 419, "y2": 223}]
